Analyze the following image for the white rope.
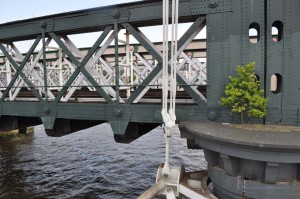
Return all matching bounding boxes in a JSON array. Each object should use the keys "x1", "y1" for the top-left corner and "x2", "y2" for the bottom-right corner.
[
  {"x1": 170, "y1": 0, "x2": 178, "y2": 122},
  {"x1": 161, "y1": 0, "x2": 179, "y2": 179},
  {"x1": 162, "y1": 0, "x2": 169, "y2": 124}
]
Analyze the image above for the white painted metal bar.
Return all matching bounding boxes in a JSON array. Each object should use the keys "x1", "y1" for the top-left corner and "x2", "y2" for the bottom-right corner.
[
  {"x1": 0, "y1": 21, "x2": 207, "y2": 104},
  {"x1": 5, "y1": 41, "x2": 56, "y2": 100},
  {"x1": 62, "y1": 36, "x2": 84, "y2": 59},
  {"x1": 133, "y1": 70, "x2": 163, "y2": 103},
  {"x1": 99, "y1": 57, "x2": 126, "y2": 85},
  {"x1": 179, "y1": 184, "x2": 208, "y2": 199},
  {"x1": 137, "y1": 180, "x2": 166, "y2": 199},
  {"x1": 61, "y1": 32, "x2": 117, "y2": 101}
]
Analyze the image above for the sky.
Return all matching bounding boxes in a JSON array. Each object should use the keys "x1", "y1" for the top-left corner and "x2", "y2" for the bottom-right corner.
[
  {"x1": 0, "y1": 0, "x2": 205, "y2": 51},
  {"x1": 0, "y1": 0, "x2": 141, "y2": 24}
]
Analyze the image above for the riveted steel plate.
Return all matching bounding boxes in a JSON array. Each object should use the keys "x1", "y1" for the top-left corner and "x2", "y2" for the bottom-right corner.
[
  {"x1": 185, "y1": 107, "x2": 212, "y2": 122},
  {"x1": 190, "y1": 0, "x2": 232, "y2": 15},
  {"x1": 56, "y1": 103, "x2": 105, "y2": 120},
  {"x1": 266, "y1": 107, "x2": 281, "y2": 123},
  {"x1": 36, "y1": 104, "x2": 58, "y2": 118},
  {"x1": 45, "y1": 19, "x2": 55, "y2": 32},
  {"x1": 105, "y1": 104, "x2": 132, "y2": 122}
]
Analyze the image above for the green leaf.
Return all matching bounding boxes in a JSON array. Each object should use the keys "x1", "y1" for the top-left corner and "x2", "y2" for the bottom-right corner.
[{"x1": 220, "y1": 62, "x2": 268, "y2": 123}]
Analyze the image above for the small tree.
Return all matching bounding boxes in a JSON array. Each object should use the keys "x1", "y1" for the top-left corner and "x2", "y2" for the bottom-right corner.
[{"x1": 221, "y1": 62, "x2": 268, "y2": 124}]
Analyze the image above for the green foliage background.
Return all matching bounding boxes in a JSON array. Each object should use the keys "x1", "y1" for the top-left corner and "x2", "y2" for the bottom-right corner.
[{"x1": 221, "y1": 62, "x2": 268, "y2": 124}]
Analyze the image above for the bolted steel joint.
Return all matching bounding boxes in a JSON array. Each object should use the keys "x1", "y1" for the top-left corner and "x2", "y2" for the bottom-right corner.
[
  {"x1": 208, "y1": 0, "x2": 218, "y2": 8},
  {"x1": 208, "y1": 111, "x2": 218, "y2": 121},
  {"x1": 40, "y1": 21, "x2": 47, "y2": 29},
  {"x1": 112, "y1": 9, "x2": 120, "y2": 19},
  {"x1": 43, "y1": 107, "x2": 50, "y2": 115},
  {"x1": 114, "y1": 108, "x2": 123, "y2": 117}
]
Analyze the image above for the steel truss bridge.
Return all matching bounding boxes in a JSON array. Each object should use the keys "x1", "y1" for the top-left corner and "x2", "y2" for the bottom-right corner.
[{"x1": 0, "y1": 0, "x2": 299, "y2": 144}]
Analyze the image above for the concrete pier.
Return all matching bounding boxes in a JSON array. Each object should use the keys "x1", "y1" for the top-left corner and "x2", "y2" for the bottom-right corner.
[
  {"x1": 179, "y1": 122, "x2": 300, "y2": 199},
  {"x1": 0, "y1": 127, "x2": 34, "y2": 141}
]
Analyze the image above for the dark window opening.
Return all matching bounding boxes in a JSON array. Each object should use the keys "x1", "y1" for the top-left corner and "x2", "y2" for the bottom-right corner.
[
  {"x1": 272, "y1": 21, "x2": 283, "y2": 42},
  {"x1": 249, "y1": 23, "x2": 260, "y2": 43},
  {"x1": 271, "y1": 73, "x2": 282, "y2": 94}
]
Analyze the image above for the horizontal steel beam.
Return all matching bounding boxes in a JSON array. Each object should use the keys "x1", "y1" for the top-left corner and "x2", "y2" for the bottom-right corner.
[
  {"x1": 0, "y1": 101, "x2": 221, "y2": 123},
  {"x1": 0, "y1": 0, "x2": 232, "y2": 41}
]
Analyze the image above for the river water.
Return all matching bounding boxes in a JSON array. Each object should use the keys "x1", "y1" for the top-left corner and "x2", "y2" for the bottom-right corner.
[{"x1": 0, "y1": 124, "x2": 206, "y2": 199}]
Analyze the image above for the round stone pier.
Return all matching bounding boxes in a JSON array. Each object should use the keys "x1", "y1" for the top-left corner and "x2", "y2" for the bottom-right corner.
[{"x1": 179, "y1": 122, "x2": 300, "y2": 199}]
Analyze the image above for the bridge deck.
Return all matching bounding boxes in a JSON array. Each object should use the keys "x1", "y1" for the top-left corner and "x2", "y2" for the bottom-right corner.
[{"x1": 8, "y1": 85, "x2": 207, "y2": 103}]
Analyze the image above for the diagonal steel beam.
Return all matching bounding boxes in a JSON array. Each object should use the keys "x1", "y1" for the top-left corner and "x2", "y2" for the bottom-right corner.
[
  {"x1": 133, "y1": 70, "x2": 163, "y2": 104},
  {"x1": 0, "y1": 35, "x2": 44, "y2": 102},
  {"x1": 135, "y1": 53, "x2": 155, "y2": 80},
  {"x1": 80, "y1": 27, "x2": 112, "y2": 67},
  {"x1": 127, "y1": 63, "x2": 163, "y2": 104},
  {"x1": 123, "y1": 17, "x2": 206, "y2": 105},
  {"x1": 50, "y1": 27, "x2": 114, "y2": 104},
  {"x1": 122, "y1": 23, "x2": 163, "y2": 62},
  {"x1": 62, "y1": 36, "x2": 84, "y2": 59},
  {"x1": 62, "y1": 59, "x2": 125, "y2": 103},
  {"x1": 122, "y1": 23, "x2": 163, "y2": 104},
  {"x1": 168, "y1": 17, "x2": 207, "y2": 105},
  {"x1": 177, "y1": 17, "x2": 206, "y2": 55},
  {"x1": 8, "y1": 39, "x2": 55, "y2": 100},
  {"x1": 62, "y1": 30, "x2": 125, "y2": 102},
  {"x1": 52, "y1": 27, "x2": 113, "y2": 103},
  {"x1": 49, "y1": 33, "x2": 81, "y2": 66}
]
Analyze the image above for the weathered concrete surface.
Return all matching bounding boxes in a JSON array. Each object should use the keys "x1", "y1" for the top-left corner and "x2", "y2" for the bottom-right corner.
[
  {"x1": 179, "y1": 122, "x2": 300, "y2": 149},
  {"x1": 179, "y1": 122, "x2": 300, "y2": 199},
  {"x1": 0, "y1": 127, "x2": 34, "y2": 141}
]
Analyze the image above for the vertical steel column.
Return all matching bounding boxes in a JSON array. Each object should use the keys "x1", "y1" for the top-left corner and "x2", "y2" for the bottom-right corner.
[
  {"x1": 114, "y1": 20, "x2": 120, "y2": 103},
  {"x1": 41, "y1": 22, "x2": 48, "y2": 101}
]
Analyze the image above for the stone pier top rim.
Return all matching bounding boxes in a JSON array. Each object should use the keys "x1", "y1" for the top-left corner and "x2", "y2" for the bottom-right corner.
[{"x1": 179, "y1": 122, "x2": 300, "y2": 150}]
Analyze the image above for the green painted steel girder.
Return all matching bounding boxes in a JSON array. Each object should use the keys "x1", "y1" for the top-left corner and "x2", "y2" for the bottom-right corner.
[
  {"x1": 0, "y1": 36, "x2": 44, "y2": 101},
  {"x1": 49, "y1": 28, "x2": 115, "y2": 104},
  {"x1": 0, "y1": 101, "x2": 220, "y2": 124},
  {"x1": 0, "y1": 0, "x2": 232, "y2": 41},
  {"x1": 123, "y1": 17, "x2": 207, "y2": 105}
]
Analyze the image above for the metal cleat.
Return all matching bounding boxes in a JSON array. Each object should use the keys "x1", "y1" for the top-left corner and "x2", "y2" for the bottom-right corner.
[
  {"x1": 156, "y1": 163, "x2": 185, "y2": 197},
  {"x1": 154, "y1": 164, "x2": 216, "y2": 199}
]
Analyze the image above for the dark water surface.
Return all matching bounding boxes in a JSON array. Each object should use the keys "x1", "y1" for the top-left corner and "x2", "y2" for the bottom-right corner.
[{"x1": 0, "y1": 124, "x2": 206, "y2": 199}]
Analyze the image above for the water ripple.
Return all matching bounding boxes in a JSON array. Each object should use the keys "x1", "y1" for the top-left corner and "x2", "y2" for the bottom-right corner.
[{"x1": 0, "y1": 124, "x2": 206, "y2": 199}]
